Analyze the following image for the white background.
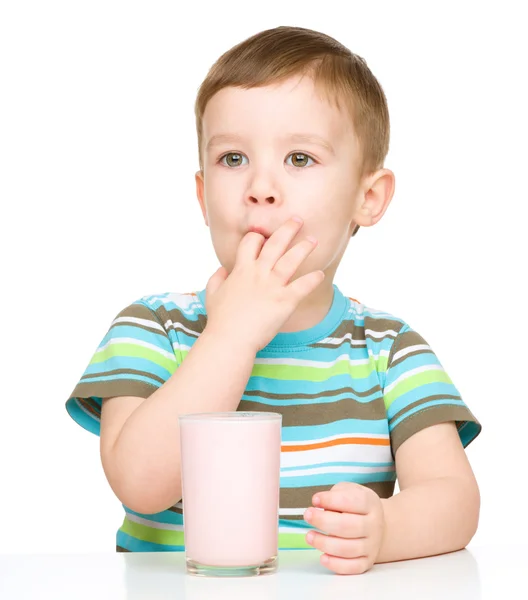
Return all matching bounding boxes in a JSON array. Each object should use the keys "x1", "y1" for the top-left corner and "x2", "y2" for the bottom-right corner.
[{"x1": 0, "y1": 0, "x2": 526, "y2": 555}]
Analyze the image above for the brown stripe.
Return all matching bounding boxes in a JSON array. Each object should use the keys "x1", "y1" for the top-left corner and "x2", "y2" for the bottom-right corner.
[
  {"x1": 387, "y1": 330, "x2": 427, "y2": 367},
  {"x1": 363, "y1": 317, "x2": 406, "y2": 336},
  {"x1": 108, "y1": 302, "x2": 170, "y2": 336},
  {"x1": 168, "y1": 505, "x2": 183, "y2": 515},
  {"x1": 70, "y1": 379, "x2": 157, "y2": 402},
  {"x1": 389, "y1": 394, "x2": 462, "y2": 425},
  {"x1": 391, "y1": 405, "x2": 481, "y2": 457},
  {"x1": 244, "y1": 383, "x2": 379, "y2": 401},
  {"x1": 389, "y1": 347, "x2": 435, "y2": 370},
  {"x1": 116, "y1": 302, "x2": 164, "y2": 322},
  {"x1": 116, "y1": 545, "x2": 130, "y2": 552},
  {"x1": 280, "y1": 480, "x2": 396, "y2": 515},
  {"x1": 156, "y1": 305, "x2": 207, "y2": 336},
  {"x1": 76, "y1": 397, "x2": 101, "y2": 418},
  {"x1": 120, "y1": 298, "x2": 207, "y2": 338},
  {"x1": 81, "y1": 368, "x2": 166, "y2": 386},
  {"x1": 327, "y1": 317, "x2": 403, "y2": 340},
  {"x1": 238, "y1": 396, "x2": 386, "y2": 427}
]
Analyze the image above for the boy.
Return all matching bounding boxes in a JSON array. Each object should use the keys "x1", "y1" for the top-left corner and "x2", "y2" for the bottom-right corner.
[{"x1": 66, "y1": 26, "x2": 481, "y2": 575}]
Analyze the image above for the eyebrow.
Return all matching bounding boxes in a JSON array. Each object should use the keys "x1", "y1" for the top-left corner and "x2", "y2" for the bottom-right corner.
[{"x1": 205, "y1": 133, "x2": 335, "y2": 156}]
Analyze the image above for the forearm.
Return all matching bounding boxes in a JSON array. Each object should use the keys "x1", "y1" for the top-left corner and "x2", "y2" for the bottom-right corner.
[
  {"x1": 111, "y1": 328, "x2": 256, "y2": 513},
  {"x1": 376, "y1": 475, "x2": 480, "y2": 563}
]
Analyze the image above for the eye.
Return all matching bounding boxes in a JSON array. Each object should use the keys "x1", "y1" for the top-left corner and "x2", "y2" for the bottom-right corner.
[
  {"x1": 286, "y1": 152, "x2": 316, "y2": 168},
  {"x1": 219, "y1": 152, "x2": 248, "y2": 168}
]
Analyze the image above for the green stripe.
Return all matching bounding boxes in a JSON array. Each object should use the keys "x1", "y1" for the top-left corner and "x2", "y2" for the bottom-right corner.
[
  {"x1": 384, "y1": 370, "x2": 453, "y2": 409},
  {"x1": 90, "y1": 343, "x2": 176, "y2": 374},
  {"x1": 250, "y1": 361, "x2": 374, "y2": 381},
  {"x1": 278, "y1": 532, "x2": 312, "y2": 549},
  {"x1": 376, "y1": 356, "x2": 388, "y2": 373},
  {"x1": 121, "y1": 518, "x2": 184, "y2": 546},
  {"x1": 121, "y1": 518, "x2": 312, "y2": 550}
]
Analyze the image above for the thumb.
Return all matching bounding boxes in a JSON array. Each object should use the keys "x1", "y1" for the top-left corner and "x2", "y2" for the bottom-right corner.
[{"x1": 206, "y1": 265, "x2": 229, "y2": 296}]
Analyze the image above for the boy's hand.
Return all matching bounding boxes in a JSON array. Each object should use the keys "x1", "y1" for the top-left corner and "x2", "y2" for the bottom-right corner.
[
  {"x1": 304, "y1": 482, "x2": 385, "y2": 575},
  {"x1": 204, "y1": 217, "x2": 325, "y2": 352}
]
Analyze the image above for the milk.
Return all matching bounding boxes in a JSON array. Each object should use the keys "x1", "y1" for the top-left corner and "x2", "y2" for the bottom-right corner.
[{"x1": 179, "y1": 412, "x2": 282, "y2": 576}]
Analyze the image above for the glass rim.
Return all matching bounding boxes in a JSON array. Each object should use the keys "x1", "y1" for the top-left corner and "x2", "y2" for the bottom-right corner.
[{"x1": 178, "y1": 411, "x2": 282, "y2": 422}]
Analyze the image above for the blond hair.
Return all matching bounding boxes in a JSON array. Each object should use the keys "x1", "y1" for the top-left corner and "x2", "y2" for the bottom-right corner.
[{"x1": 194, "y1": 26, "x2": 390, "y2": 237}]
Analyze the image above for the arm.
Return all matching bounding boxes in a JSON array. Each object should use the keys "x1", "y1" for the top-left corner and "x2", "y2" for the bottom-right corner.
[
  {"x1": 376, "y1": 421, "x2": 480, "y2": 563},
  {"x1": 303, "y1": 422, "x2": 480, "y2": 574},
  {"x1": 100, "y1": 328, "x2": 256, "y2": 515}
]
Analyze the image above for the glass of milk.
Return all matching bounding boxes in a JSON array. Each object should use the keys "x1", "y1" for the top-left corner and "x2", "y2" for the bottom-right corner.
[{"x1": 179, "y1": 411, "x2": 282, "y2": 577}]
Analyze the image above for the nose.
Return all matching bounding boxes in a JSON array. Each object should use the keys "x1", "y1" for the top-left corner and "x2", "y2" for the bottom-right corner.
[
  {"x1": 247, "y1": 194, "x2": 276, "y2": 205},
  {"x1": 245, "y1": 171, "x2": 281, "y2": 206}
]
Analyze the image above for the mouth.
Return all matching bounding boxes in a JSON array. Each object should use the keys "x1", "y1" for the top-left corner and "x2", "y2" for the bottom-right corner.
[{"x1": 247, "y1": 226, "x2": 272, "y2": 239}]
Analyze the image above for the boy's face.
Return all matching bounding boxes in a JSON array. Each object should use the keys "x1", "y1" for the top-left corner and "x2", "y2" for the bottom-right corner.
[{"x1": 196, "y1": 74, "x2": 392, "y2": 278}]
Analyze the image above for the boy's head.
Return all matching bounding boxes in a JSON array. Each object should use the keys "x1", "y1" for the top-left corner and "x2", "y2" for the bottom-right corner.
[{"x1": 194, "y1": 26, "x2": 395, "y2": 280}]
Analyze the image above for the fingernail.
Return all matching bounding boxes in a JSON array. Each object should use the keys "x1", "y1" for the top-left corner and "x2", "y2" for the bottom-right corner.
[
  {"x1": 306, "y1": 236, "x2": 317, "y2": 244},
  {"x1": 292, "y1": 216, "x2": 303, "y2": 224},
  {"x1": 306, "y1": 532, "x2": 314, "y2": 544},
  {"x1": 313, "y1": 495, "x2": 321, "y2": 506},
  {"x1": 304, "y1": 508, "x2": 313, "y2": 521}
]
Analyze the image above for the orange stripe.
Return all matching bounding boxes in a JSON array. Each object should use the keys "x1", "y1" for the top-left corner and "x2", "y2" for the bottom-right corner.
[{"x1": 281, "y1": 437, "x2": 390, "y2": 452}]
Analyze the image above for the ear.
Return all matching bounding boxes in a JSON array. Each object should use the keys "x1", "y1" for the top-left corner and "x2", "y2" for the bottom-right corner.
[
  {"x1": 353, "y1": 168, "x2": 395, "y2": 229},
  {"x1": 195, "y1": 170, "x2": 209, "y2": 226}
]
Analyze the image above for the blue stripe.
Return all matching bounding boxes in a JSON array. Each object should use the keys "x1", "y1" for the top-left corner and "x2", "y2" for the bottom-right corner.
[
  {"x1": 116, "y1": 530, "x2": 184, "y2": 552},
  {"x1": 176, "y1": 330, "x2": 202, "y2": 346},
  {"x1": 102, "y1": 324, "x2": 168, "y2": 344},
  {"x1": 458, "y1": 421, "x2": 481, "y2": 447},
  {"x1": 278, "y1": 519, "x2": 310, "y2": 530},
  {"x1": 280, "y1": 471, "x2": 396, "y2": 488},
  {"x1": 147, "y1": 297, "x2": 203, "y2": 317},
  {"x1": 390, "y1": 399, "x2": 467, "y2": 430},
  {"x1": 65, "y1": 398, "x2": 100, "y2": 436},
  {"x1": 281, "y1": 418, "x2": 389, "y2": 441},
  {"x1": 386, "y1": 382, "x2": 461, "y2": 419},
  {"x1": 124, "y1": 508, "x2": 184, "y2": 526},
  {"x1": 79, "y1": 373, "x2": 163, "y2": 387}
]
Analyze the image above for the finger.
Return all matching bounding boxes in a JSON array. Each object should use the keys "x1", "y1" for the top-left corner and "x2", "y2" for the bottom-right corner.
[
  {"x1": 313, "y1": 483, "x2": 370, "y2": 515},
  {"x1": 272, "y1": 237, "x2": 318, "y2": 283},
  {"x1": 257, "y1": 217, "x2": 304, "y2": 269},
  {"x1": 304, "y1": 507, "x2": 366, "y2": 538},
  {"x1": 234, "y1": 231, "x2": 267, "y2": 266},
  {"x1": 306, "y1": 530, "x2": 368, "y2": 559},
  {"x1": 320, "y1": 553, "x2": 372, "y2": 575}
]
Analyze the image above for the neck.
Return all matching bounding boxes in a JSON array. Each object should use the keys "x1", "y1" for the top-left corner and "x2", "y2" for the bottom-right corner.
[{"x1": 278, "y1": 279, "x2": 336, "y2": 333}]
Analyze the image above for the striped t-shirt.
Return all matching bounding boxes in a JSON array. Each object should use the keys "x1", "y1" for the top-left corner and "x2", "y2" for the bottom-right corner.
[{"x1": 66, "y1": 284, "x2": 481, "y2": 552}]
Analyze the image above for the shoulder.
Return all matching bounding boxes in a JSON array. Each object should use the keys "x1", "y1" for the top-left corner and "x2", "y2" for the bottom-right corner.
[
  {"x1": 123, "y1": 290, "x2": 207, "y2": 335},
  {"x1": 342, "y1": 296, "x2": 427, "y2": 374},
  {"x1": 346, "y1": 296, "x2": 412, "y2": 342},
  {"x1": 134, "y1": 291, "x2": 205, "y2": 316}
]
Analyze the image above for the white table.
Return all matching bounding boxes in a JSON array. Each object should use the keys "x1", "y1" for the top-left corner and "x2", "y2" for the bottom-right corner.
[{"x1": 0, "y1": 546, "x2": 521, "y2": 599}]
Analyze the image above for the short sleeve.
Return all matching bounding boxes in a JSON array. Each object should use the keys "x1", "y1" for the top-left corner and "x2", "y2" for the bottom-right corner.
[
  {"x1": 383, "y1": 325, "x2": 481, "y2": 456},
  {"x1": 65, "y1": 300, "x2": 178, "y2": 437}
]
